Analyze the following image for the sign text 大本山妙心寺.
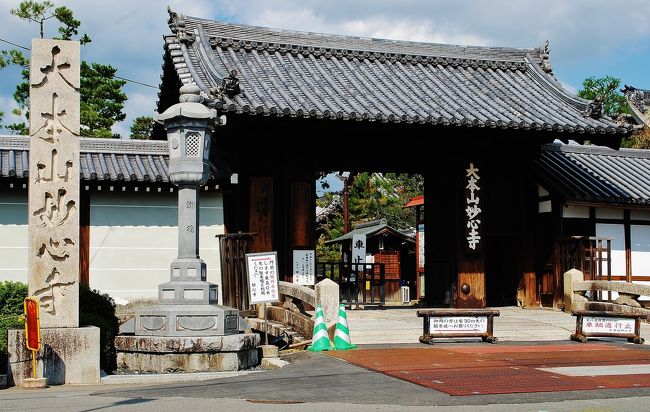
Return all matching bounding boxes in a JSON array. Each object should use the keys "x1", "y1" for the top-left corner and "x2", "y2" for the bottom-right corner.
[{"x1": 465, "y1": 162, "x2": 482, "y2": 251}]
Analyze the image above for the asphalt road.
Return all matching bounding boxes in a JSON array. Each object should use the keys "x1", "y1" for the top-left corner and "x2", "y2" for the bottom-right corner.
[{"x1": 3, "y1": 344, "x2": 650, "y2": 411}]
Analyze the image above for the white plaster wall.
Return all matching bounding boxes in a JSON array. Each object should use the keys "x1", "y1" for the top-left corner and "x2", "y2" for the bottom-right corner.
[
  {"x1": 595, "y1": 223, "x2": 626, "y2": 277},
  {"x1": 563, "y1": 204, "x2": 589, "y2": 218},
  {"x1": 89, "y1": 191, "x2": 224, "y2": 302},
  {"x1": 0, "y1": 190, "x2": 225, "y2": 304},
  {"x1": 0, "y1": 192, "x2": 28, "y2": 283}
]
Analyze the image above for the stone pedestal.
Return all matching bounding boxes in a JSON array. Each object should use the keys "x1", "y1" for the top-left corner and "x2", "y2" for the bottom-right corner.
[
  {"x1": 135, "y1": 304, "x2": 239, "y2": 336},
  {"x1": 114, "y1": 334, "x2": 259, "y2": 373},
  {"x1": 7, "y1": 327, "x2": 100, "y2": 386}
]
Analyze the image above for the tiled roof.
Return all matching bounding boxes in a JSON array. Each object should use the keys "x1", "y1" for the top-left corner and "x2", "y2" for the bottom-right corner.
[
  {"x1": 0, "y1": 135, "x2": 175, "y2": 183},
  {"x1": 623, "y1": 85, "x2": 650, "y2": 127},
  {"x1": 158, "y1": 11, "x2": 634, "y2": 135},
  {"x1": 537, "y1": 143, "x2": 650, "y2": 205},
  {"x1": 326, "y1": 219, "x2": 415, "y2": 244}
]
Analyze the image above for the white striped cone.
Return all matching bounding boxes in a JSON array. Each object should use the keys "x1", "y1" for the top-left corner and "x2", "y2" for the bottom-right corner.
[
  {"x1": 307, "y1": 305, "x2": 333, "y2": 352},
  {"x1": 334, "y1": 304, "x2": 357, "y2": 350}
]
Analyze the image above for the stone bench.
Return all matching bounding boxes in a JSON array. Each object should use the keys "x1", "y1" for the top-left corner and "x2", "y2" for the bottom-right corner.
[
  {"x1": 570, "y1": 310, "x2": 646, "y2": 344},
  {"x1": 417, "y1": 309, "x2": 500, "y2": 344}
]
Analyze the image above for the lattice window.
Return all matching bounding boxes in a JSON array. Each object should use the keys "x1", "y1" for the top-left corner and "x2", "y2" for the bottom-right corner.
[{"x1": 185, "y1": 132, "x2": 200, "y2": 157}]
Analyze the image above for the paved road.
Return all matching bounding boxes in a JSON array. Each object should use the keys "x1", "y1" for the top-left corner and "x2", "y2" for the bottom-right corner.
[
  {"x1": 3, "y1": 306, "x2": 650, "y2": 411},
  {"x1": 3, "y1": 344, "x2": 650, "y2": 411}
]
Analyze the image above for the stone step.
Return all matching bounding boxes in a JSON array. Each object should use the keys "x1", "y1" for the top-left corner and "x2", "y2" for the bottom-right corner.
[{"x1": 247, "y1": 318, "x2": 309, "y2": 344}]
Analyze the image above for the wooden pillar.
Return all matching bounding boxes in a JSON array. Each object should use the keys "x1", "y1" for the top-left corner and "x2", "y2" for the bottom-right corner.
[
  {"x1": 79, "y1": 190, "x2": 90, "y2": 287},
  {"x1": 521, "y1": 168, "x2": 538, "y2": 308},
  {"x1": 249, "y1": 177, "x2": 273, "y2": 253},
  {"x1": 289, "y1": 180, "x2": 314, "y2": 249}
]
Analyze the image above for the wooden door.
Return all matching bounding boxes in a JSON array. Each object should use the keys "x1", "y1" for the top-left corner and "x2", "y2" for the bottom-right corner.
[
  {"x1": 249, "y1": 177, "x2": 273, "y2": 252},
  {"x1": 456, "y1": 272, "x2": 486, "y2": 308}
]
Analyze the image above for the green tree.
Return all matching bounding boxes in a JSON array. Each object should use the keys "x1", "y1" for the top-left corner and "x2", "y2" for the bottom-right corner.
[
  {"x1": 11, "y1": 0, "x2": 90, "y2": 43},
  {"x1": 577, "y1": 76, "x2": 629, "y2": 117},
  {"x1": 2, "y1": 1, "x2": 129, "y2": 138},
  {"x1": 129, "y1": 116, "x2": 155, "y2": 139},
  {"x1": 80, "y1": 62, "x2": 127, "y2": 138},
  {"x1": 316, "y1": 172, "x2": 423, "y2": 261},
  {"x1": 1, "y1": 1, "x2": 91, "y2": 133}
]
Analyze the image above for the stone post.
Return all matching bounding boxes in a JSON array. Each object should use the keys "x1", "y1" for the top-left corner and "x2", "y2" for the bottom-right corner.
[
  {"x1": 7, "y1": 39, "x2": 100, "y2": 387},
  {"x1": 315, "y1": 278, "x2": 340, "y2": 328},
  {"x1": 28, "y1": 39, "x2": 80, "y2": 327},
  {"x1": 563, "y1": 268, "x2": 584, "y2": 312}
]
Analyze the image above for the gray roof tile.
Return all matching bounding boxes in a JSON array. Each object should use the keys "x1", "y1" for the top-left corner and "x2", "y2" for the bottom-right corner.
[
  {"x1": 0, "y1": 135, "x2": 218, "y2": 186},
  {"x1": 159, "y1": 13, "x2": 634, "y2": 135},
  {"x1": 536, "y1": 143, "x2": 650, "y2": 205}
]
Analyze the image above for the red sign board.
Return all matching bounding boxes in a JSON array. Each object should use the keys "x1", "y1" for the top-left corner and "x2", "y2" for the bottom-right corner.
[{"x1": 24, "y1": 297, "x2": 41, "y2": 351}]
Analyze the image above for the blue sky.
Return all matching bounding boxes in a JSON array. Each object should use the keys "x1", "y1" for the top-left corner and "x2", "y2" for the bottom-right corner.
[{"x1": 1, "y1": 0, "x2": 649, "y2": 138}]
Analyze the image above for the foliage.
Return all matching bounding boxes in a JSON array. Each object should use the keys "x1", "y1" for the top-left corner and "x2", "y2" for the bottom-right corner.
[
  {"x1": 1, "y1": 1, "x2": 131, "y2": 137},
  {"x1": 622, "y1": 126, "x2": 650, "y2": 149},
  {"x1": 315, "y1": 173, "x2": 423, "y2": 262},
  {"x1": 0, "y1": 281, "x2": 118, "y2": 374},
  {"x1": 129, "y1": 116, "x2": 155, "y2": 140},
  {"x1": 0, "y1": 281, "x2": 28, "y2": 374},
  {"x1": 80, "y1": 62, "x2": 127, "y2": 138},
  {"x1": 348, "y1": 172, "x2": 423, "y2": 229},
  {"x1": 577, "y1": 76, "x2": 629, "y2": 117},
  {"x1": 79, "y1": 285, "x2": 119, "y2": 373},
  {"x1": 10, "y1": 0, "x2": 90, "y2": 43}
]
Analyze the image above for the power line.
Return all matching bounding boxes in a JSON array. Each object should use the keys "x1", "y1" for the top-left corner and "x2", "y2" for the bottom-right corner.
[
  {"x1": 113, "y1": 75, "x2": 157, "y2": 89},
  {"x1": 0, "y1": 37, "x2": 30, "y2": 50},
  {"x1": 0, "y1": 37, "x2": 158, "y2": 88}
]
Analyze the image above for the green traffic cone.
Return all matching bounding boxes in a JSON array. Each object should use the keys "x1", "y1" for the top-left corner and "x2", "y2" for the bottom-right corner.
[
  {"x1": 307, "y1": 305, "x2": 333, "y2": 352},
  {"x1": 334, "y1": 304, "x2": 357, "y2": 350}
]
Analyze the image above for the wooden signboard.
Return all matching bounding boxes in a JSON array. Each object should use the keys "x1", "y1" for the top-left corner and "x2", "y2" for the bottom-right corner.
[{"x1": 245, "y1": 252, "x2": 280, "y2": 304}]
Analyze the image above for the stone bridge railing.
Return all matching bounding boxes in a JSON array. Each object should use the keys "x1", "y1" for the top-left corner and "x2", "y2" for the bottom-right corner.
[
  {"x1": 249, "y1": 279, "x2": 340, "y2": 344},
  {"x1": 564, "y1": 269, "x2": 650, "y2": 317}
]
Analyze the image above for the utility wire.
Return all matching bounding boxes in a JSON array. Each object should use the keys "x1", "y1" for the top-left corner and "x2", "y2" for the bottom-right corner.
[
  {"x1": 0, "y1": 37, "x2": 158, "y2": 88},
  {"x1": 0, "y1": 37, "x2": 30, "y2": 50}
]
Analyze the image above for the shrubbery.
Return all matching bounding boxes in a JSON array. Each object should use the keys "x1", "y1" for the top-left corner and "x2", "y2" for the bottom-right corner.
[
  {"x1": 0, "y1": 281, "x2": 118, "y2": 374},
  {"x1": 0, "y1": 281, "x2": 28, "y2": 374},
  {"x1": 80, "y1": 285, "x2": 119, "y2": 374}
]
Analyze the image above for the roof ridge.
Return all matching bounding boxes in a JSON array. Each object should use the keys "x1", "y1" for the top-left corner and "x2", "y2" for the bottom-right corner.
[
  {"x1": 0, "y1": 135, "x2": 168, "y2": 155},
  {"x1": 543, "y1": 142, "x2": 650, "y2": 159},
  {"x1": 172, "y1": 13, "x2": 539, "y2": 71}
]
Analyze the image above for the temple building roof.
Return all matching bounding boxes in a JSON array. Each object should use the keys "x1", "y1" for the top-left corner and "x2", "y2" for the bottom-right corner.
[
  {"x1": 536, "y1": 142, "x2": 650, "y2": 206},
  {"x1": 0, "y1": 135, "x2": 219, "y2": 188},
  {"x1": 158, "y1": 10, "x2": 635, "y2": 136},
  {"x1": 623, "y1": 85, "x2": 650, "y2": 127}
]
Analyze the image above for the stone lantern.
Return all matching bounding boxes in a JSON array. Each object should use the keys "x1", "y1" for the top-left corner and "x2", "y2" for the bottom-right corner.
[{"x1": 134, "y1": 84, "x2": 239, "y2": 336}]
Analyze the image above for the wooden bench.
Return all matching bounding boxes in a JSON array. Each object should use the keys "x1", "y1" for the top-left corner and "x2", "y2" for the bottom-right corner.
[
  {"x1": 417, "y1": 309, "x2": 500, "y2": 344},
  {"x1": 571, "y1": 310, "x2": 646, "y2": 344}
]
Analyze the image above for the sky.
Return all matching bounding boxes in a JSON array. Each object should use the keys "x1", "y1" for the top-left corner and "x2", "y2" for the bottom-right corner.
[{"x1": 1, "y1": 0, "x2": 649, "y2": 138}]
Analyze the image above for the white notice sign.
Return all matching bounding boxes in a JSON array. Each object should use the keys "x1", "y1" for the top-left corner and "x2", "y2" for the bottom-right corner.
[
  {"x1": 351, "y1": 234, "x2": 366, "y2": 265},
  {"x1": 245, "y1": 252, "x2": 280, "y2": 304},
  {"x1": 582, "y1": 316, "x2": 635, "y2": 334},
  {"x1": 417, "y1": 224, "x2": 425, "y2": 268},
  {"x1": 293, "y1": 250, "x2": 315, "y2": 286},
  {"x1": 429, "y1": 316, "x2": 488, "y2": 334}
]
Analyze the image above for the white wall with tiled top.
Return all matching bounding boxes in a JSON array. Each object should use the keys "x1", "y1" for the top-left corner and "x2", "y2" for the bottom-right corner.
[{"x1": 0, "y1": 190, "x2": 225, "y2": 303}]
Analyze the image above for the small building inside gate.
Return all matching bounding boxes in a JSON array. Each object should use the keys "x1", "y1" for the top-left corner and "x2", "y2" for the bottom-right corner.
[{"x1": 325, "y1": 219, "x2": 416, "y2": 303}]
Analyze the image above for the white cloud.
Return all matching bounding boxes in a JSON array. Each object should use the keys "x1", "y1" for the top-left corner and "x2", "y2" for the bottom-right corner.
[{"x1": 1, "y1": 0, "x2": 650, "y2": 136}]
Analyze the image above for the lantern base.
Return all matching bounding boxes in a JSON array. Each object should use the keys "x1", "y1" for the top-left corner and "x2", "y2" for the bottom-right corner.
[{"x1": 6, "y1": 327, "x2": 100, "y2": 387}]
